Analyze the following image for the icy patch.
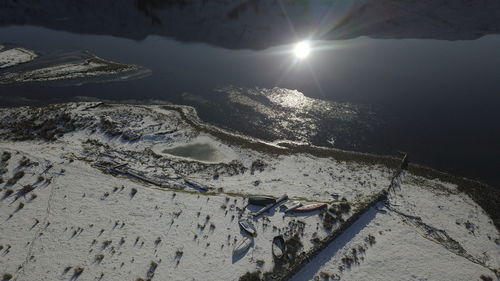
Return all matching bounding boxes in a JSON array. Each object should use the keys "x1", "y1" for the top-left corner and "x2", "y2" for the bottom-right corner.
[
  {"x1": 0, "y1": 47, "x2": 37, "y2": 69},
  {"x1": 163, "y1": 143, "x2": 225, "y2": 162},
  {"x1": 153, "y1": 136, "x2": 238, "y2": 163}
]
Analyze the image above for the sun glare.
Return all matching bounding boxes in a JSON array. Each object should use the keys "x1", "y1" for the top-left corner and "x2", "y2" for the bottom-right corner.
[{"x1": 293, "y1": 41, "x2": 311, "y2": 59}]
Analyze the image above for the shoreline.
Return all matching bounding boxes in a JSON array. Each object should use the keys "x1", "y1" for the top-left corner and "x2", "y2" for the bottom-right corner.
[
  {"x1": 2, "y1": 101, "x2": 498, "y2": 228},
  {"x1": 162, "y1": 103, "x2": 500, "y2": 229}
]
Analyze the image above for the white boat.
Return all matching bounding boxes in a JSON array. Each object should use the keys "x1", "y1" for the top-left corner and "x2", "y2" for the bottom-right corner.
[
  {"x1": 283, "y1": 201, "x2": 303, "y2": 213},
  {"x1": 238, "y1": 217, "x2": 256, "y2": 236}
]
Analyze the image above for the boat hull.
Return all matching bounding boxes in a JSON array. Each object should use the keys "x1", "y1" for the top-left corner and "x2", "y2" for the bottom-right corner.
[
  {"x1": 292, "y1": 203, "x2": 327, "y2": 213},
  {"x1": 248, "y1": 196, "x2": 276, "y2": 206}
]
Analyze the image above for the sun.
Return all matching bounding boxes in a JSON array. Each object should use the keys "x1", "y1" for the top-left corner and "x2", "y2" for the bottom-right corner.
[{"x1": 293, "y1": 41, "x2": 311, "y2": 59}]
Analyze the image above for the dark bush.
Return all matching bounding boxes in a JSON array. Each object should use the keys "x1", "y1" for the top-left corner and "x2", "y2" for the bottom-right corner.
[
  {"x1": 1, "y1": 151, "x2": 11, "y2": 162},
  {"x1": 147, "y1": 261, "x2": 158, "y2": 278},
  {"x1": 365, "y1": 234, "x2": 376, "y2": 246},
  {"x1": 19, "y1": 157, "x2": 31, "y2": 167},
  {"x1": 322, "y1": 212, "x2": 337, "y2": 231},
  {"x1": 4, "y1": 189, "x2": 13, "y2": 198},
  {"x1": 319, "y1": 272, "x2": 330, "y2": 280},
  {"x1": 285, "y1": 235, "x2": 303, "y2": 259},
  {"x1": 102, "y1": 240, "x2": 112, "y2": 249},
  {"x1": 73, "y1": 267, "x2": 84, "y2": 277},
  {"x1": 480, "y1": 275, "x2": 493, "y2": 281},
  {"x1": 175, "y1": 250, "x2": 183, "y2": 258},
  {"x1": 239, "y1": 271, "x2": 262, "y2": 281},
  {"x1": 341, "y1": 256, "x2": 355, "y2": 268},
  {"x1": 95, "y1": 254, "x2": 104, "y2": 263},
  {"x1": 339, "y1": 201, "x2": 351, "y2": 213},
  {"x1": 17, "y1": 185, "x2": 35, "y2": 198},
  {"x1": 250, "y1": 160, "x2": 267, "y2": 174},
  {"x1": 7, "y1": 171, "x2": 25, "y2": 185},
  {"x1": 130, "y1": 188, "x2": 138, "y2": 198}
]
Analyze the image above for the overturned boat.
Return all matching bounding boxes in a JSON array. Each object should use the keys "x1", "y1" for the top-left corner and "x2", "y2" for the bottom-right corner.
[
  {"x1": 232, "y1": 237, "x2": 253, "y2": 257},
  {"x1": 292, "y1": 203, "x2": 327, "y2": 213},
  {"x1": 272, "y1": 235, "x2": 285, "y2": 259},
  {"x1": 248, "y1": 196, "x2": 276, "y2": 206}
]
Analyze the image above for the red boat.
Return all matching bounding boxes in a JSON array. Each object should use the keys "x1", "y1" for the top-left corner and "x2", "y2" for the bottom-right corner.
[{"x1": 292, "y1": 203, "x2": 327, "y2": 213}]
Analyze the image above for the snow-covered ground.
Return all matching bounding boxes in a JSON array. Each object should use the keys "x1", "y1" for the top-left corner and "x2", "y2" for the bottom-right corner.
[
  {"x1": 291, "y1": 205, "x2": 496, "y2": 281},
  {"x1": 0, "y1": 45, "x2": 150, "y2": 85},
  {"x1": 0, "y1": 103, "x2": 498, "y2": 281},
  {"x1": 291, "y1": 173, "x2": 500, "y2": 281},
  {"x1": 0, "y1": 47, "x2": 37, "y2": 69}
]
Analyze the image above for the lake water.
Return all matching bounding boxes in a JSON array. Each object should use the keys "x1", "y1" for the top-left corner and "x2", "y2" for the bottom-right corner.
[{"x1": 1, "y1": 2, "x2": 499, "y2": 186}]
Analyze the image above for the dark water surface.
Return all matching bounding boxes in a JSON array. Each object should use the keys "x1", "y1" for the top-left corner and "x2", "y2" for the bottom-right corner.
[{"x1": 1, "y1": 24, "x2": 499, "y2": 186}]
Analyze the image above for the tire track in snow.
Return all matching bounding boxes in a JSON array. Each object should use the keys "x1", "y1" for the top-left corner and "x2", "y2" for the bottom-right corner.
[
  {"x1": 385, "y1": 168, "x2": 497, "y2": 274},
  {"x1": 386, "y1": 204, "x2": 497, "y2": 275},
  {"x1": 17, "y1": 161, "x2": 59, "y2": 278}
]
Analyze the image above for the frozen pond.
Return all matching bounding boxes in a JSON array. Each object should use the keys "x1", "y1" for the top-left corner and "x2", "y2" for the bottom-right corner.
[{"x1": 162, "y1": 142, "x2": 226, "y2": 163}]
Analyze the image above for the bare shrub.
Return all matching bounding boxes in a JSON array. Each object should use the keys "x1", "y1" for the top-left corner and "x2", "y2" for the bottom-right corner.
[
  {"x1": 1, "y1": 151, "x2": 11, "y2": 162},
  {"x1": 239, "y1": 271, "x2": 262, "y2": 281},
  {"x1": 3, "y1": 189, "x2": 13, "y2": 198},
  {"x1": 16, "y1": 185, "x2": 35, "y2": 198},
  {"x1": 19, "y1": 157, "x2": 31, "y2": 167},
  {"x1": 365, "y1": 234, "x2": 376, "y2": 246},
  {"x1": 7, "y1": 171, "x2": 24, "y2": 185},
  {"x1": 480, "y1": 275, "x2": 493, "y2": 281},
  {"x1": 95, "y1": 254, "x2": 104, "y2": 263},
  {"x1": 73, "y1": 267, "x2": 84, "y2": 277},
  {"x1": 130, "y1": 188, "x2": 138, "y2": 198}
]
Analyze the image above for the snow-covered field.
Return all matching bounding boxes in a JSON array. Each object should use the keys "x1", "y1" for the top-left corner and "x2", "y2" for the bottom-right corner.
[
  {"x1": 0, "y1": 45, "x2": 150, "y2": 85},
  {"x1": 291, "y1": 173, "x2": 499, "y2": 281},
  {"x1": 0, "y1": 47, "x2": 37, "y2": 69},
  {"x1": 0, "y1": 103, "x2": 498, "y2": 281}
]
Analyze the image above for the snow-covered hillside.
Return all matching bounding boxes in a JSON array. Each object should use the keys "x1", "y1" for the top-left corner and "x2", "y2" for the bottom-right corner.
[
  {"x1": 1, "y1": 0, "x2": 499, "y2": 49},
  {"x1": 0, "y1": 103, "x2": 498, "y2": 281}
]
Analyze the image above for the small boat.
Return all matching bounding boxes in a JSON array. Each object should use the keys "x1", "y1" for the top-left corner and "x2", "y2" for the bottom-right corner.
[
  {"x1": 248, "y1": 196, "x2": 276, "y2": 206},
  {"x1": 282, "y1": 201, "x2": 303, "y2": 213},
  {"x1": 252, "y1": 194, "x2": 289, "y2": 217},
  {"x1": 272, "y1": 235, "x2": 285, "y2": 259},
  {"x1": 292, "y1": 203, "x2": 327, "y2": 213},
  {"x1": 275, "y1": 194, "x2": 288, "y2": 204},
  {"x1": 238, "y1": 217, "x2": 256, "y2": 236},
  {"x1": 233, "y1": 237, "x2": 252, "y2": 257}
]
